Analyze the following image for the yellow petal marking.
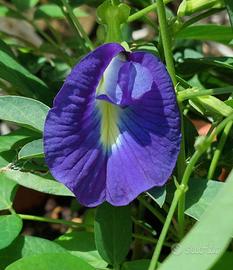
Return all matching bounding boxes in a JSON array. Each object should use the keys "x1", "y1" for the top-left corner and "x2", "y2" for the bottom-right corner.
[{"x1": 98, "y1": 101, "x2": 120, "y2": 149}]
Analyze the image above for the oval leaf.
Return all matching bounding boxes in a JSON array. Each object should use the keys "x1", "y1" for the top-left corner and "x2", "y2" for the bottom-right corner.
[
  {"x1": 0, "y1": 215, "x2": 22, "y2": 250},
  {"x1": 0, "y1": 174, "x2": 18, "y2": 210},
  {"x1": 0, "y1": 235, "x2": 67, "y2": 269},
  {"x1": 6, "y1": 253, "x2": 95, "y2": 270},
  {"x1": 55, "y1": 231, "x2": 107, "y2": 269},
  {"x1": 0, "y1": 96, "x2": 49, "y2": 132},
  {"x1": 0, "y1": 170, "x2": 74, "y2": 197},
  {"x1": 0, "y1": 128, "x2": 40, "y2": 153},
  {"x1": 18, "y1": 139, "x2": 44, "y2": 159},
  {"x1": 185, "y1": 178, "x2": 224, "y2": 220},
  {"x1": 94, "y1": 203, "x2": 132, "y2": 266}
]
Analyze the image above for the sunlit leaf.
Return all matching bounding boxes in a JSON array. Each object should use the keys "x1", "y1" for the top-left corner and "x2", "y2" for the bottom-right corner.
[
  {"x1": 6, "y1": 253, "x2": 95, "y2": 270},
  {"x1": 18, "y1": 139, "x2": 44, "y2": 159},
  {"x1": 0, "y1": 128, "x2": 40, "y2": 153},
  {"x1": 159, "y1": 170, "x2": 233, "y2": 270},
  {"x1": 0, "y1": 96, "x2": 49, "y2": 132},
  {"x1": 0, "y1": 174, "x2": 18, "y2": 211},
  {"x1": 0, "y1": 235, "x2": 67, "y2": 269},
  {"x1": 55, "y1": 231, "x2": 108, "y2": 268},
  {"x1": 0, "y1": 170, "x2": 74, "y2": 197},
  {"x1": 0, "y1": 215, "x2": 22, "y2": 250}
]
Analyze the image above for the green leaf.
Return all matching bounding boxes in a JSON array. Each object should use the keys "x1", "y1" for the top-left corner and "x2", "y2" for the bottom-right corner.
[
  {"x1": 211, "y1": 252, "x2": 233, "y2": 269},
  {"x1": 35, "y1": 4, "x2": 87, "y2": 19},
  {"x1": 225, "y1": 0, "x2": 233, "y2": 27},
  {"x1": 0, "y1": 151, "x2": 17, "y2": 168},
  {"x1": 0, "y1": 128, "x2": 40, "y2": 153},
  {"x1": 147, "y1": 186, "x2": 166, "y2": 208},
  {"x1": 55, "y1": 231, "x2": 108, "y2": 269},
  {"x1": 185, "y1": 179, "x2": 224, "y2": 220},
  {"x1": 0, "y1": 235, "x2": 67, "y2": 269},
  {"x1": 11, "y1": 0, "x2": 39, "y2": 10},
  {"x1": 178, "y1": 0, "x2": 224, "y2": 17},
  {"x1": 177, "y1": 57, "x2": 233, "y2": 76},
  {"x1": 18, "y1": 139, "x2": 44, "y2": 159},
  {"x1": 0, "y1": 170, "x2": 74, "y2": 197},
  {"x1": 94, "y1": 203, "x2": 132, "y2": 266},
  {"x1": 0, "y1": 6, "x2": 9, "y2": 16},
  {"x1": 0, "y1": 48, "x2": 50, "y2": 102},
  {"x1": 176, "y1": 25, "x2": 233, "y2": 45},
  {"x1": 6, "y1": 253, "x2": 95, "y2": 270},
  {"x1": 193, "y1": 96, "x2": 233, "y2": 117},
  {"x1": 158, "y1": 170, "x2": 233, "y2": 270},
  {"x1": 0, "y1": 215, "x2": 22, "y2": 250},
  {"x1": 0, "y1": 40, "x2": 15, "y2": 58},
  {"x1": 225, "y1": 99, "x2": 233, "y2": 108},
  {"x1": 0, "y1": 96, "x2": 49, "y2": 132},
  {"x1": 122, "y1": 260, "x2": 150, "y2": 270},
  {"x1": 0, "y1": 174, "x2": 18, "y2": 210}
]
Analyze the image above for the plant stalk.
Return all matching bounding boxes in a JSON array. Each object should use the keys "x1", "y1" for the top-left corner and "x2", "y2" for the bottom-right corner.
[
  {"x1": 208, "y1": 120, "x2": 233, "y2": 179},
  {"x1": 127, "y1": 0, "x2": 173, "y2": 23},
  {"x1": 148, "y1": 112, "x2": 233, "y2": 269},
  {"x1": 19, "y1": 214, "x2": 90, "y2": 228}
]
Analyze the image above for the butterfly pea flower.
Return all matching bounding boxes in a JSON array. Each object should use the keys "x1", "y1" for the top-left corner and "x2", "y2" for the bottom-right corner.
[{"x1": 44, "y1": 43, "x2": 181, "y2": 207}]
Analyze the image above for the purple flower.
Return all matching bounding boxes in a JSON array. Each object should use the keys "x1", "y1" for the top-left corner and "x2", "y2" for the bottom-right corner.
[{"x1": 43, "y1": 43, "x2": 181, "y2": 207}]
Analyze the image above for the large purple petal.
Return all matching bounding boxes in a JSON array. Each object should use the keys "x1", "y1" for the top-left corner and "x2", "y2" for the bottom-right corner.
[
  {"x1": 44, "y1": 43, "x2": 124, "y2": 207},
  {"x1": 105, "y1": 52, "x2": 181, "y2": 205},
  {"x1": 44, "y1": 44, "x2": 181, "y2": 207}
]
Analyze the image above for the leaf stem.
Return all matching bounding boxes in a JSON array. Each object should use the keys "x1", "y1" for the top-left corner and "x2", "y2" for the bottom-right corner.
[
  {"x1": 156, "y1": 0, "x2": 187, "y2": 238},
  {"x1": 127, "y1": 0, "x2": 173, "y2": 23},
  {"x1": 208, "y1": 120, "x2": 233, "y2": 179},
  {"x1": 60, "y1": 0, "x2": 94, "y2": 51},
  {"x1": 178, "y1": 86, "x2": 233, "y2": 101},
  {"x1": 156, "y1": 0, "x2": 176, "y2": 86},
  {"x1": 148, "y1": 188, "x2": 182, "y2": 270},
  {"x1": 18, "y1": 214, "x2": 90, "y2": 228},
  {"x1": 148, "y1": 112, "x2": 233, "y2": 269}
]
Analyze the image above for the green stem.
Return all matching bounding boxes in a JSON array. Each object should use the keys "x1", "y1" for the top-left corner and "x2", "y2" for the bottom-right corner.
[
  {"x1": 156, "y1": 0, "x2": 187, "y2": 237},
  {"x1": 177, "y1": 150, "x2": 200, "y2": 238},
  {"x1": 156, "y1": 0, "x2": 176, "y2": 86},
  {"x1": 148, "y1": 112, "x2": 233, "y2": 269},
  {"x1": 208, "y1": 120, "x2": 233, "y2": 179},
  {"x1": 177, "y1": 108, "x2": 186, "y2": 184},
  {"x1": 19, "y1": 214, "x2": 90, "y2": 228},
  {"x1": 178, "y1": 86, "x2": 233, "y2": 101},
  {"x1": 127, "y1": 0, "x2": 173, "y2": 23},
  {"x1": 148, "y1": 188, "x2": 183, "y2": 270},
  {"x1": 61, "y1": 0, "x2": 94, "y2": 51}
]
